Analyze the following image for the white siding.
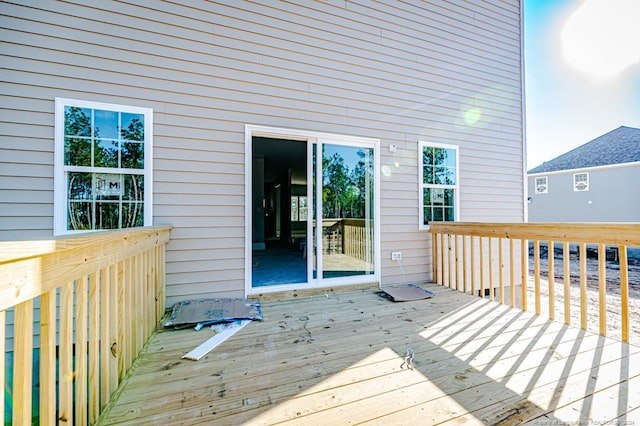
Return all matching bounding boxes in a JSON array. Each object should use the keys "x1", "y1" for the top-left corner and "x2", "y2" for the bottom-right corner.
[{"x1": 0, "y1": 0, "x2": 524, "y2": 305}]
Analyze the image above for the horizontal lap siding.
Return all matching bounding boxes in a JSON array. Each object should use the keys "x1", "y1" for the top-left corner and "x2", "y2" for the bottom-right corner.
[{"x1": 0, "y1": 0, "x2": 523, "y2": 302}]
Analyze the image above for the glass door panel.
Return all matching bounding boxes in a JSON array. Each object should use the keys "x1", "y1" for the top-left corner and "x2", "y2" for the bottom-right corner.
[{"x1": 320, "y1": 143, "x2": 375, "y2": 279}]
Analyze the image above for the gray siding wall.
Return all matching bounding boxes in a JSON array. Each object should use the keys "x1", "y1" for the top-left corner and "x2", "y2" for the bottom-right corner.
[
  {"x1": 1, "y1": 0, "x2": 524, "y2": 306},
  {"x1": 528, "y1": 165, "x2": 640, "y2": 222}
]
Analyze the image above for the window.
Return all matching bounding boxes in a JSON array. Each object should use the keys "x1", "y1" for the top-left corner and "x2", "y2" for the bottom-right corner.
[
  {"x1": 535, "y1": 176, "x2": 548, "y2": 194},
  {"x1": 419, "y1": 142, "x2": 458, "y2": 228},
  {"x1": 290, "y1": 196, "x2": 308, "y2": 222},
  {"x1": 573, "y1": 172, "x2": 589, "y2": 191},
  {"x1": 54, "y1": 98, "x2": 153, "y2": 234}
]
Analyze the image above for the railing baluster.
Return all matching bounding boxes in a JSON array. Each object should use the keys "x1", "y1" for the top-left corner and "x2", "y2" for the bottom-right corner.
[
  {"x1": 13, "y1": 300, "x2": 34, "y2": 426},
  {"x1": 76, "y1": 275, "x2": 88, "y2": 425},
  {"x1": 439, "y1": 232, "x2": 445, "y2": 286},
  {"x1": 432, "y1": 232, "x2": 438, "y2": 284},
  {"x1": 598, "y1": 243, "x2": 607, "y2": 336},
  {"x1": 100, "y1": 267, "x2": 111, "y2": 410},
  {"x1": 563, "y1": 242, "x2": 571, "y2": 325},
  {"x1": 454, "y1": 234, "x2": 460, "y2": 290},
  {"x1": 59, "y1": 281, "x2": 74, "y2": 424},
  {"x1": 40, "y1": 290, "x2": 57, "y2": 426},
  {"x1": 480, "y1": 236, "x2": 485, "y2": 298},
  {"x1": 534, "y1": 239, "x2": 541, "y2": 315},
  {"x1": 447, "y1": 234, "x2": 454, "y2": 288},
  {"x1": 117, "y1": 259, "x2": 126, "y2": 380},
  {"x1": 579, "y1": 242, "x2": 588, "y2": 330},
  {"x1": 462, "y1": 235, "x2": 468, "y2": 293},
  {"x1": 471, "y1": 235, "x2": 476, "y2": 296},
  {"x1": 499, "y1": 237, "x2": 504, "y2": 304},
  {"x1": 548, "y1": 240, "x2": 555, "y2": 320},
  {"x1": 509, "y1": 238, "x2": 515, "y2": 308},
  {"x1": 620, "y1": 245, "x2": 629, "y2": 342},
  {"x1": 488, "y1": 237, "x2": 494, "y2": 301},
  {"x1": 521, "y1": 238, "x2": 527, "y2": 311},
  {"x1": 89, "y1": 271, "x2": 100, "y2": 423},
  {"x1": 109, "y1": 263, "x2": 119, "y2": 393}
]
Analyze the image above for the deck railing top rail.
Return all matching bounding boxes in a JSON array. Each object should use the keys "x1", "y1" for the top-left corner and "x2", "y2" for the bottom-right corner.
[
  {"x1": 0, "y1": 225, "x2": 172, "y2": 312},
  {"x1": 429, "y1": 222, "x2": 640, "y2": 246}
]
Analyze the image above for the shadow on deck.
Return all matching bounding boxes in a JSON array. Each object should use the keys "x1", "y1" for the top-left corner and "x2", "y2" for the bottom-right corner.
[{"x1": 97, "y1": 284, "x2": 640, "y2": 425}]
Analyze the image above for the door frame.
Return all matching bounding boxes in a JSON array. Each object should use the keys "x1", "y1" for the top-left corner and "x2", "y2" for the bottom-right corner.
[{"x1": 244, "y1": 124, "x2": 381, "y2": 296}]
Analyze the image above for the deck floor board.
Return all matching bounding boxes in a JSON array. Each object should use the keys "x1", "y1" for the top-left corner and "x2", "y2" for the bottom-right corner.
[{"x1": 97, "y1": 284, "x2": 640, "y2": 425}]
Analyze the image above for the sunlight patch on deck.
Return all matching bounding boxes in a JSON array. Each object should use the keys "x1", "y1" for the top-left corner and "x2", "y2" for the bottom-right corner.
[{"x1": 248, "y1": 347, "x2": 475, "y2": 425}]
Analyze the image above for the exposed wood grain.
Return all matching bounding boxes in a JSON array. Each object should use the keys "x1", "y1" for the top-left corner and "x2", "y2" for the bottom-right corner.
[
  {"x1": 499, "y1": 237, "x2": 504, "y2": 304},
  {"x1": 100, "y1": 267, "x2": 112, "y2": 409},
  {"x1": 59, "y1": 281, "x2": 74, "y2": 424},
  {"x1": 75, "y1": 275, "x2": 88, "y2": 425},
  {"x1": 89, "y1": 271, "x2": 100, "y2": 423},
  {"x1": 520, "y1": 238, "x2": 527, "y2": 312},
  {"x1": 39, "y1": 290, "x2": 56, "y2": 426},
  {"x1": 1, "y1": 226, "x2": 170, "y2": 425},
  {"x1": 534, "y1": 239, "x2": 541, "y2": 315},
  {"x1": 548, "y1": 240, "x2": 555, "y2": 321},
  {"x1": 620, "y1": 246, "x2": 629, "y2": 342},
  {"x1": 598, "y1": 243, "x2": 607, "y2": 336},
  {"x1": 471, "y1": 235, "x2": 477, "y2": 295},
  {"x1": 488, "y1": 237, "x2": 494, "y2": 301},
  {"x1": 0, "y1": 226, "x2": 171, "y2": 311},
  {"x1": 579, "y1": 242, "x2": 587, "y2": 330},
  {"x1": 509, "y1": 237, "x2": 515, "y2": 308},
  {"x1": 428, "y1": 222, "x2": 640, "y2": 246},
  {"x1": 563, "y1": 242, "x2": 571, "y2": 325},
  {"x1": 12, "y1": 300, "x2": 33, "y2": 426},
  {"x1": 96, "y1": 286, "x2": 640, "y2": 425}
]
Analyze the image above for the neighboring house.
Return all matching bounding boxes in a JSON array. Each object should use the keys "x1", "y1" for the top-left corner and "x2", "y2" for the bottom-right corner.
[
  {"x1": 1, "y1": 1, "x2": 526, "y2": 305},
  {"x1": 528, "y1": 126, "x2": 640, "y2": 222}
]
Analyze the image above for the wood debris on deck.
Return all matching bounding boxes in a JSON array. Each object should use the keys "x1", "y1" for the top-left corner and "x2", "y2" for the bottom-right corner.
[{"x1": 97, "y1": 284, "x2": 640, "y2": 425}]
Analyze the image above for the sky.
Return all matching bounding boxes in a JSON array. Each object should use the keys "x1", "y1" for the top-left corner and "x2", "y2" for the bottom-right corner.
[{"x1": 524, "y1": 0, "x2": 640, "y2": 169}]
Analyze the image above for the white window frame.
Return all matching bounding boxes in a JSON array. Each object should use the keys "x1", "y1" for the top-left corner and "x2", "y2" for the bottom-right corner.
[
  {"x1": 534, "y1": 176, "x2": 548, "y2": 194},
  {"x1": 573, "y1": 172, "x2": 589, "y2": 191},
  {"x1": 54, "y1": 98, "x2": 153, "y2": 235},
  {"x1": 419, "y1": 141, "x2": 460, "y2": 230}
]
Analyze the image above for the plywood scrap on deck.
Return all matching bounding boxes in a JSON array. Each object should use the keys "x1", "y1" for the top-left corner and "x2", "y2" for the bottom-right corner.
[
  {"x1": 378, "y1": 284, "x2": 436, "y2": 302},
  {"x1": 163, "y1": 298, "x2": 263, "y2": 329}
]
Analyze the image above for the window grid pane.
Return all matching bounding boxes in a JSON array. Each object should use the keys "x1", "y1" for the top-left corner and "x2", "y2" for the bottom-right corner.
[{"x1": 62, "y1": 101, "x2": 148, "y2": 232}]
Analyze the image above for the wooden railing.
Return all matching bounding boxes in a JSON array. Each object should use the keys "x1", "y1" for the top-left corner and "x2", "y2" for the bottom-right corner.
[
  {"x1": 429, "y1": 222, "x2": 640, "y2": 343},
  {"x1": 322, "y1": 219, "x2": 373, "y2": 262},
  {"x1": 1, "y1": 225, "x2": 171, "y2": 425}
]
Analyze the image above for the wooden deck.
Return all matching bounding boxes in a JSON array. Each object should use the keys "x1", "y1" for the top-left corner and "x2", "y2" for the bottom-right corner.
[{"x1": 97, "y1": 284, "x2": 640, "y2": 425}]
